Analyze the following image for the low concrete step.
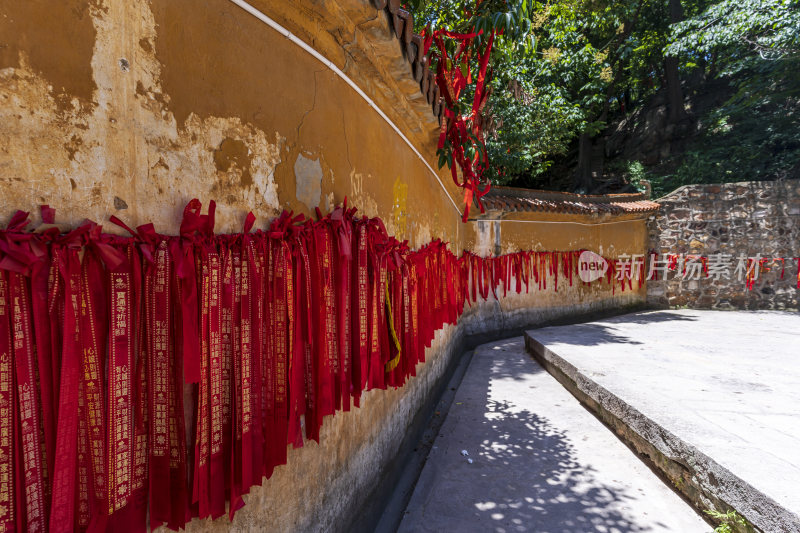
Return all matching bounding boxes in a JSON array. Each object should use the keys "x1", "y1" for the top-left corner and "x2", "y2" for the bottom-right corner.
[{"x1": 524, "y1": 309, "x2": 800, "y2": 533}]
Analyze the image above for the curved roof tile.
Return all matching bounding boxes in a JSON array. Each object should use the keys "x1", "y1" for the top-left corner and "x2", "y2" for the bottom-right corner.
[{"x1": 480, "y1": 186, "x2": 660, "y2": 215}]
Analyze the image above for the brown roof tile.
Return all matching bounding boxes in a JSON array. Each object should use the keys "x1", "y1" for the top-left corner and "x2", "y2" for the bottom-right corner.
[
  {"x1": 370, "y1": 1, "x2": 443, "y2": 122},
  {"x1": 480, "y1": 186, "x2": 660, "y2": 215}
]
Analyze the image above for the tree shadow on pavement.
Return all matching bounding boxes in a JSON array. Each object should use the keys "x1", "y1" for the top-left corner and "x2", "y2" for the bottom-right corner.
[
  {"x1": 472, "y1": 398, "x2": 660, "y2": 533},
  {"x1": 477, "y1": 341, "x2": 548, "y2": 382},
  {"x1": 399, "y1": 338, "x2": 687, "y2": 533},
  {"x1": 529, "y1": 311, "x2": 698, "y2": 347},
  {"x1": 606, "y1": 311, "x2": 698, "y2": 325},
  {"x1": 532, "y1": 322, "x2": 645, "y2": 346}
]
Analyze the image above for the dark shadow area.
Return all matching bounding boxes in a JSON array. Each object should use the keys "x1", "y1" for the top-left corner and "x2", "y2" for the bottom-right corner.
[
  {"x1": 360, "y1": 305, "x2": 674, "y2": 533},
  {"x1": 530, "y1": 311, "x2": 698, "y2": 347},
  {"x1": 362, "y1": 308, "x2": 653, "y2": 533},
  {"x1": 476, "y1": 338, "x2": 546, "y2": 382},
  {"x1": 462, "y1": 303, "x2": 652, "y2": 349},
  {"x1": 604, "y1": 311, "x2": 699, "y2": 325},
  {"x1": 468, "y1": 346, "x2": 668, "y2": 533},
  {"x1": 536, "y1": 323, "x2": 645, "y2": 346},
  {"x1": 352, "y1": 335, "x2": 478, "y2": 533},
  {"x1": 472, "y1": 400, "x2": 658, "y2": 533}
]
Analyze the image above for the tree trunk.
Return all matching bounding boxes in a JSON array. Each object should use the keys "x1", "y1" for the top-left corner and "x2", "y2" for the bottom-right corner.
[
  {"x1": 573, "y1": 0, "x2": 643, "y2": 193},
  {"x1": 709, "y1": 51, "x2": 718, "y2": 79},
  {"x1": 574, "y1": 132, "x2": 593, "y2": 192},
  {"x1": 665, "y1": 0, "x2": 685, "y2": 123},
  {"x1": 624, "y1": 88, "x2": 632, "y2": 114}
]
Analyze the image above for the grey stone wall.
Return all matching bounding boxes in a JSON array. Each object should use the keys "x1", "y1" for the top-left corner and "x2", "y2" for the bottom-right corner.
[{"x1": 647, "y1": 180, "x2": 800, "y2": 309}]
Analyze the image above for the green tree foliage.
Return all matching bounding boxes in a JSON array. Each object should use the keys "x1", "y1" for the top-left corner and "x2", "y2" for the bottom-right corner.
[
  {"x1": 408, "y1": 0, "x2": 800, "y2": 193},
  {"x1": 667, "y1": 0, "x2": 800, "y2": 64},
  {"x1": 483, "y1": 1, "x2": 632, "y2": 184},
  {"x1": 655, "y1": 0, "x2": 800, "y2": 195}
]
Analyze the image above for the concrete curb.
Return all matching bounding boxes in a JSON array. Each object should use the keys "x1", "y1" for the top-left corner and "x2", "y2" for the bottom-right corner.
[{"x1": 524, "y1": 333, "x2": 800, "y2": 533}]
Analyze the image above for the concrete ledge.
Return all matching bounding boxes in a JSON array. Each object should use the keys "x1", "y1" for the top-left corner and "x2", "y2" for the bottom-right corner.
[{"x1": 524, "y1": 333, "x2": 794, "y2": 533}]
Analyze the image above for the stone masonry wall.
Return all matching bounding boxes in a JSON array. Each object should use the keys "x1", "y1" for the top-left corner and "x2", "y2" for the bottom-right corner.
[{"x1": 647, "y1": 180, "x2": 800, "y2": 309}]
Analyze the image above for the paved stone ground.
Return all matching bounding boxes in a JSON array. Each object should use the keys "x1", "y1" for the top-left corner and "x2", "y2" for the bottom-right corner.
[
  {"x1": 398, "y1": 337, "x2": 707, "y2": 533},
  {"x1": 525, "y1": 310, "x2": 800, "y2": 533}
]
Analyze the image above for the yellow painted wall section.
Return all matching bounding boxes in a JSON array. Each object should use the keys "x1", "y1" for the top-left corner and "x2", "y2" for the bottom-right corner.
[{"x1": 0, "y1": 0, "x2": 465, "y2": 249}]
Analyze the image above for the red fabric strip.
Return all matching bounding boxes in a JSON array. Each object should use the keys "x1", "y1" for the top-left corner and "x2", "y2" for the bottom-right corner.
[
  {"x1": 168, "y1": 241, "x2": 190, "y2": 531},
  {"x1": 193, "y1": 252, "x2": 211, "y2": 518},
  {"x1": 106, "y1": 247, "x2": 135, "y2": 520},
  {"x1": 297, "y1": 235, "x2": 316, "y2": 442},
  {"x1": 220, "y1": 249, "x2": 234, "y2": 503},
  {"x1": 0, "y1": 271, "x2": 18, "y2": 531},
  {"x1": 30, "y1": 256, "x2": 55, "y2": 511},
  {"x1": 207, "y1": 251, "x2": 225, "y2": 519},
  {"x1": 79, "y1": 251, "x2": 108, "y2": 529},
  {"x1": 285, "y1": 238, "x2": 304, "y2": 450},
  {"x1": 242, "y1": 238, "x2": 263, "y2": 487},
  {"x1": 271, "y1": 240, "x2": 289, "y2": 468},
  {"x1": 49, "y1": 247, "x2": 81, "y2": 533},
  {"x1": 352, "y1": 223, "x2": 369, "y2": 407},
  {"x1": 228, "y1": 248, "x2": 244, "y2": 520},
  {"x1": 10, "y1": 272, "x2": 47, "y2": 531},
  {"x1": 147, "y1": 241, "x2": 173, "y2": 529}
]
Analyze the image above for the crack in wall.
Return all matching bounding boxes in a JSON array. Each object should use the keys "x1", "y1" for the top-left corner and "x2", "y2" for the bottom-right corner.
[
  {"x1": 341, "y1": 106, "x2": 354, "y2": 171},
  {"x1": 340, "y1": 25, "x2": 362, "y2": 75},
  {"x1": 295, "y1": 68, "x2": 324, "y2": 141}
]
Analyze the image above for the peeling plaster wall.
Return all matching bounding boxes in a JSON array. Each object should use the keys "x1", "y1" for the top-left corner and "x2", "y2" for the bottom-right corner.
[
  {"x1": 0, "y1": 0, "x2": 460, "y2": 245},
  {"x1": 0, "y1": 1, "x2": 649, "y2": 531},
  {"x1": 0, "y1": 0, "x2": 284, "y2": 232}
]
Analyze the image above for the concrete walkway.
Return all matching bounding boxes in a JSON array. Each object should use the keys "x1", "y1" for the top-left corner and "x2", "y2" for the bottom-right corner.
[
  {"x1": 399, "y1": 338, "x2": 707, "y2": 533},
  {"x1": 525, "y1": 310, "x2": 800, "y2": 533}
]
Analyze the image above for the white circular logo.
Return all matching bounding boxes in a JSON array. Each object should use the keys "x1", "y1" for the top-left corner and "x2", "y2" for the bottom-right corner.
[{"x1": 578, "y1": 251, "x2": 608, "y2": 283}]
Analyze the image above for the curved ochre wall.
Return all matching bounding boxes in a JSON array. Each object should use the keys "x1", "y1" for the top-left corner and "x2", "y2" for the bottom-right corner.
[{"x1": 0, "y1": 0, "x2": 649, "y2": 530}]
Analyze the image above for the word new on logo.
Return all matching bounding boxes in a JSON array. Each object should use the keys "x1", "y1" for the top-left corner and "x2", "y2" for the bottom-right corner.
[{"x1": 578, "y1": 251, "x2": 608, "y2": 283}]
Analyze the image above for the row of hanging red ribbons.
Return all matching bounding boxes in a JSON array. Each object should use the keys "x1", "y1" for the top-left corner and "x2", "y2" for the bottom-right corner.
[
  {"x1": 661, "y1": 253, "x2": 800, "y2": 290},
  {"x1": 0, "y1": 200, "x2": 636, "y2": 532}
]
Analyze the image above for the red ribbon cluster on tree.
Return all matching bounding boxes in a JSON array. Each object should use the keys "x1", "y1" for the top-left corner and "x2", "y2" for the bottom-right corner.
[
  {"x1": 0, "y1": 201, "x2": 629, "y2": 532},
  {"x1": 422, "y1": 24, "x2": 495, "y2": 222}
]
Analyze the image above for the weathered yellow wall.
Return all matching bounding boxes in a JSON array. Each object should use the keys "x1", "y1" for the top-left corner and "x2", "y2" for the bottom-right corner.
[
  {"x1": 0, "y1": 0, "x2": 463, "y2": 247},
  {"x1": 0, "y1": 1, "x2": 648, "y2": 531},
  {"x1": 461, "y1": 215, "x2": 648, "y2": 336}
]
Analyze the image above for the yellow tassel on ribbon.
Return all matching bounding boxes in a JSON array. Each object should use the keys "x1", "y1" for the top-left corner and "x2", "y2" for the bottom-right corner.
[{"x1": 384, "y1": 281, "x2": 402, "y2": 372}]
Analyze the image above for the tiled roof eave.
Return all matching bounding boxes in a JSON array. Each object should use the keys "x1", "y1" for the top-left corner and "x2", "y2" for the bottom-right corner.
[{"x1": 478, "y1": 186, "x2": 660, "y2": 216}]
